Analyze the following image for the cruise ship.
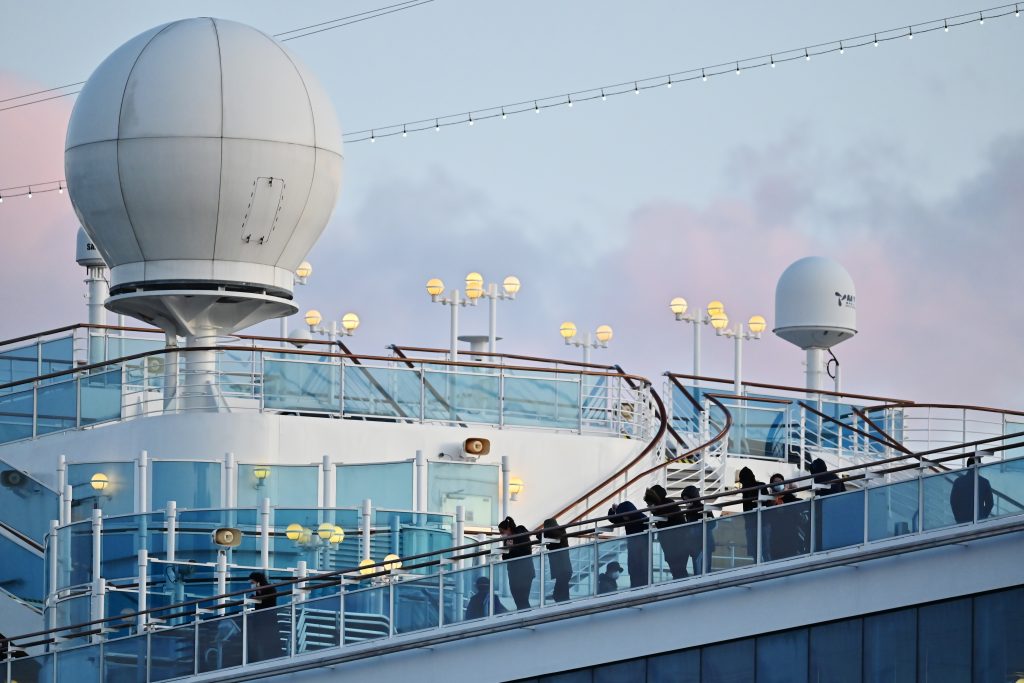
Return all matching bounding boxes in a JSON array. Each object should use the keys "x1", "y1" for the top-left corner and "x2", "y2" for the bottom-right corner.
[{"x1": 1, "y1": 14, "x2": 1023, "y2": 683}]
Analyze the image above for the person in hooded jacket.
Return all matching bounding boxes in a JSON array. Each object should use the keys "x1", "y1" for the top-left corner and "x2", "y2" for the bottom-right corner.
[
  {"x1": 464, "y1": 576, "x2": 507, "y2": 620},
  {"x1": 737, "y1": 467, "x2": 767, "y2": 560},
  {"x1": 643, "y1": 485, "x2": 689, "y2": 579},
  {"x1": 538, "y1": 518, "x2": 572, "y2": 603},
  {"x1": 597, "y1": 561, "x2": 623, "y2": 594},
  {"x1": 498, "y1": 516, "x2": 535, "y2": 610},
  {"x1": 810, "y1": 458, "x2": 846, "y2": 495},
  {"x1": 247, "y1": 571, "x2": 283, "y2": 663},
  {"x1": 607, "y1": 500, "x2": 649, "y2": 587},
  {"x1": 765, "y1": 473, "x2": 806, "y2": 560},
  {"x1": 680, "y1": 485, "x2": 715, "y2": 575}
]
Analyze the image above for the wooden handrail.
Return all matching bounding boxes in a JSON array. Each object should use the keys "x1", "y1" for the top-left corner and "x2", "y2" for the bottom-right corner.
[
  {"x1": 666, "y1": 372, "x2": 913, "y2": 406},
  {"x1": 797, "y1": 401, "x2": 911, "y2": 455}
]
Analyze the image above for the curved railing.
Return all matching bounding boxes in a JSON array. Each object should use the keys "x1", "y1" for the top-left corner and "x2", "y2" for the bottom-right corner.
[{"x1": 2, "y1": 436, "x2": 1022, "y2": 682}]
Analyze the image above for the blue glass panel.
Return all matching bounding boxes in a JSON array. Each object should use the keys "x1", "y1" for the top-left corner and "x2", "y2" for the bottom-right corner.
[
  {"x1": 297, "y1": 594, "x2": 342, "y2": 652},
  {"x1": 337, "y1": 462, "x2": 413, "y2": 510},
  {"x1": 541, "y1": 545, "x2": 592, "y2": 604},
  {"x1": 10, "y1": 652, "x2": 54, "y2": 683},
  {"x1": 921, "y1": 471, "x2": 959, "y2": 530},
  {"x1": 596, "y1": 536, "x2": 647, "y2": 592},
  {"x1": 0, "y1": 460, "x2": 58, "y2": 541},
  {"x1": 423, "y1": 370, "x2": 499, "y2": 424},
  {"x1": 394, "y1": 574, "x2": 439, "y2": 634},
  {"x1": 102, "y1": 513, "x2": 166, "y2": 580},
  {"x1": 343, "y1": 584, "x2": 390, "y2": 644},
  {"x1": 342, "y1": 365, "x2": 419, "y2": 419},
  {"x1": 493, "y1": 554, "x2": 539, "y2": 611},
  {"x1": 56, "y1": 643, "x2": 101, "y2": 683},
  {"x1": 80, "y1": 369, "x2": 121, "y2": 426},
  {"x1": 593, "y1": 659, "x2": 645, "y2": 683},
  {"x1": 427, "y1": 461, "x2": 498, "y2": 527},
  {"x1": 761, "y1": 499, "x2": 809, "y2": 561},
  {"x1": 980, "y1": 456, "x2": 1024, "y2": 520},
  {"x1": 756, "y1": 629, "x2": 808, "y2": 683},
  {"x1": 864, "y1": 608, "x2": 916, "y2": 682},
  {"x1": 809, "y1": 619, "x2": 861, "y2": 683},
  {"x1": 55, "y1": 594, "x2": 91, "y2": 633},
  {"x1": 0, "y1": 342, "x2": 39, "y2": 387},
  {"x1": 918, "y1": 598, "x2": 971, "y2": 683},
  {"x1": 149, "y1": 624, "x2": 196, "y2": 681},
  {"x1": 442, "y1": 565, "x2": 498, "y2": 625},
  {"x1": 814, "y1": 489, "x2": 864, "y2": 551},
  {"x1": 707, "y1": 511, "x2": 754, "y2": 573},
  {"x1": 103, "y1": 633, "x2": 147, "y2": 683},
  {"x1": 69, "y1": 462, "x2": 135, "y2": 522},
  {"x1": 701, "y1": 639, "x2": 754, "y2": 683},
  {"x1": 264, "y1": 358, "x2": 338, "y2": 412},
  {"x1": 503, "y1": 374, "x2": 580, "y2": 430},
  {"x1": 35, "y1": 378, "x2": 76, "y2": 435},
  {"x1": 647, "y1": 648, "x2": 700, "y2": 683},
  {"x1": 197, "y1": 614, "x2": 243, "y2": 672},
  {"x1": 727, "y1": 404, "x2": 788, "y2": 458},
  {"x1": 104, "y1": 337, "x2": 165, "y2": 362},
  {"x1": 152, "y1": 460, "x2": 221, "y2": 510},
  {"x1": 57, "y1": 521, "x2": 93, "y2": 590},
  {"x1": 867, "y1": 479, "x2": 919, "y2": 541},
  {"x1": 0, "y1": 533, "x2": 43, "y2": 603},
  {"x1": 237, "y1": 464, "x2": 318, "y2": 507},
  {"x1": 0, "y1": 387, "x2": 34, "y2": 443},
  {"x1": 973, "y1": 587, "x2": 1024, "y2": 682},
  {"x1": 39, "y1": 336, "x2": 74, "y2": 378}
]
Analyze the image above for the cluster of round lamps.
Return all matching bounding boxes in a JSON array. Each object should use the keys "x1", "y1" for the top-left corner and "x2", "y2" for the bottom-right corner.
[
  {"x1": 425, "y1": 273, "x2": 521, "y2": 299},
  {"x1": 670, "y1": 297, "x2": 766, "y2": 334}
]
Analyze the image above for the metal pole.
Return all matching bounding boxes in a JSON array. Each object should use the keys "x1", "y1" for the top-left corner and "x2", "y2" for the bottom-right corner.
[
  {"x1": 733, "y1": 327, "x2": 743, "y2": 398},
  {"x1": 454, "y1": 505, "x2": 465, "y2": 570},
  {"x1": 137, "y1": 549, "x2": 148, "y2": 632},
  {"x1": 488, "y1": 284, "x2": 498, "y2": 354},
  {"x1": 57, "y1": 455, "x2": 67, "y2": 525},
  {"x1": 693, "y1": 315, "x2": 702, "y2": 387},
  {"x1": 296, "y1": 561, "x2": 308, "y2": 604},
  {"x1": 163, "y1": 333, "x2": 178, "y2": 412},
  {"x1": 91, "y1": 508, "x2": 102, "y2": 587},
  {"x1": 415, "y1": 450, "x2": 427, "y2": 514},
  {"x1": 582, "y1": 333, "x2": 592, "y2": 365},
  {"x1": 225, "y1": 452, "x2": 236, "y2": 508},
  {"x1": 166, "y1": 501, "x2": 177, "y2": 563},
  {"x1": 138, "y1": 450, "x2": 148, "y2": 513},
  {"x1": 450, "y1": 290, "x2": 461, "y2": 362},
  {"x1": 361, "y1": 499, "x2": 372, "y2": 561},
  {"x1": 47, "y1": 520, "x2": 58, "y2": 631},
  {"x1": 215, "y1": 551, "x2": 227, "y2": 615},
  {"x1": 260, "y1": 497, "x2": 271, "y2": 570},
  {"x1": 63, "y1": 485, "x2": 72, "y2": 532},
  {"x1": 501, "y1": 456, "x2": 511, "y2": 520}
]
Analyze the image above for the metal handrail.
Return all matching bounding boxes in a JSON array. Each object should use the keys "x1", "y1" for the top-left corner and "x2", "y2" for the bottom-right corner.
[{"x1": 666, "y1": 371, "x2": 914, "y2": 406}]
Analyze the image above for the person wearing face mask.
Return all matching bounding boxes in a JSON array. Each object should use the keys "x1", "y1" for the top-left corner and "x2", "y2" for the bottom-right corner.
[
  {"x1": 498, "y1": 516, "x2": 535, "y2": 610},
  {"x1": 765, "y1": 473, "x2": 806, "y2": 560},
  {"x1": 597, "y1": 561, "x2": 624, "y2": 594}
]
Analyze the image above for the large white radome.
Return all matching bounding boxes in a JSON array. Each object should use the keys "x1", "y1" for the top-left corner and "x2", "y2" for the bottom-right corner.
[
  {"x1": 64, "y1": 17, "x2": 342, "y2": 335},
  {"x1": 773, "y1": 256, "x2": 857, "y2": 350}
]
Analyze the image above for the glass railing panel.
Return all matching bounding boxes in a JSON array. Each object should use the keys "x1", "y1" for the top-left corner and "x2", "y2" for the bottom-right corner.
[
  {"x1": 343, "y1": 584, "x2": 390, "y2": 644},
  {"x1": 102, "y1": 513, "x2": 166, "y2": 580},
  {"x1": 502, "y1": 375, "x2": 580, "y2": 430},
  {"x1": 102, "y1": 633, "x2": 147, "y2": 683},
  {"x1": 0, "y1": 461, "x2": 58, "y2": 541},
  {"x1": 297, "y1": 594, "x2": 342, "y2": 653},
  {"x1": 442, "y1": 564, "x2": 495, "y2": 625},
  {"x1": 761, "y1": 499, "x2": 811, "y2": 561},
  {"x1": 0, "y1": 533, "x2": 44, "y2": 604},
  {"x1": 922, "y1": 471, "x2": 960, "y2": 531},
  {"x1": 10, "y1": 652, "x2": 53, "y2": 683},
  {"x1": 727, "y1": 405, "x2": 788, "y2": 459},
  {"x1": 153, "y1": 560, "x2": 220, "y2": 606},
  {"x1": 55, "y1": 594, "x2": 91, "y2": 634},
  {"x1": 39, "y1": 335, "x2": 74, "y2": 381},
  {"x1": 706, "y1": 511, "x2": 755, "y2": 573},
  {"x1": 491, "y1": 554, "x2": 539, "y2": 612},
  {"x1": 342, "y1": 365, "x2": 419, "y2": 419},
  {"x1": 542, "y1": 544, "x2": 597, "y2": 604},
  {"x1": 595, "y1": 536, "x2": 648, "y2": 592},
  {"x1": 56, "y1": 642, "x2": 101, "y2": 683},
  {"x1": 149, "y1": 623, "x2": 196, "y2": 681},
  {"x1": 981, "y1": 456, "x2": 1024, "y2": 520},
  {"x1": 867, "y1": 480, "x2": 919, "y2": 541},
  {"x1": 814, "y1": 489, "x2": 865, "y2": 551},
  {"x1": 263, "y1": 358, "x2": 339, "y2": 413},
  {"x1": 197, "y1": 614, "x2": 243, "y2": 673},
  {"x1": 35, "y1": 378, "x2": 77, "y2": 436},
  {"x1": 57, "y1": 521, "x2": 93, "y2": 590},
  {"x1": 394, "y1": 574, "x2": 440, "y2": 634},
  {"x1": 0, "y1": 341, "x2": 40, "y2": 388},
  {"x1": 0, "y1": 387, "x2": 34, "y2": 443},
  {"x1": 423, "y1": 369, "x2": 499, "y2": 424},
  {"x1": 80, "y1": 368, "x2": 122, "y2": 427}
]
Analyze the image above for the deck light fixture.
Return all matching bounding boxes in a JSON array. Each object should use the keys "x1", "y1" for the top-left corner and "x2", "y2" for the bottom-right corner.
[
  {"x1": 359, "y1": 558, "x2": 375, "y2": 576},
  {"x1": 560, "y1": 322, "x2": 613, "y2": 363},
  {"x1": 714, "y1": 310, "x2": 767, "y2": 397},
  {"x1": 253, "y1": 466, "x2": 270, "y2": 487},
  {"x1": 509, "y1": 477, "x2": 524, "y2": 501},
  {"x1": 286, "y1": 523, "x2": 304, "y2": 542},
  {"x1": 317, "y1": 522, "x2": 335, "y2": 541},
  {"x1": 670, "y1": 296, "x2": 722, "y2": 384},
  {"x1": 307, "y1": 310, "x2": 360, "y2": 342},
  {"x1": 305, "y1": 310, "x2": 322, "y2": 328},
  {"x1": 341, "y1": 313, "x2": 360, "y2": 333},
  {"x1": 329, "y1": 526, "x2": 345, "y2": 544},
  {"x1": 383, "y1": 554, "x2": 402, "y2": 571},
  {"x1": 430, "y1": 272, "x2": 519, "y2": 357},
  {"x1": 90, "y1": 473, "x2": 109, "y2": 492}
]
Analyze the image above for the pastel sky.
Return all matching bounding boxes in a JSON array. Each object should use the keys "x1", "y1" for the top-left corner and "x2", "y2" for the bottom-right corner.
[{"x1": 0, "y1": 1, "x2": 1021, "y2": 408}]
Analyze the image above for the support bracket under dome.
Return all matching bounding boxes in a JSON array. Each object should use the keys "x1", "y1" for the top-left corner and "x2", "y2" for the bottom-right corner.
[{"x1": 106, "y1": 289, "x2": 297, "y2": 338}]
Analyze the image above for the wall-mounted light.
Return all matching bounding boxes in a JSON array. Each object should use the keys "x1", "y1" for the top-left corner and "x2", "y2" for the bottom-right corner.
[
  {"x1": 253, "y1": 466, "x2": 270, "y2": 488},
  {"x1": 509, "y1": 477, "x2": 524, "y2": 501},
  {"x1": 90, "y1": 473, "x2": 109, "y2": 492}
]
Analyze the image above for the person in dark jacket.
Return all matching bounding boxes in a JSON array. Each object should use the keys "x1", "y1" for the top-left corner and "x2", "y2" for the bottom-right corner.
[
  {"x1": 950, "y1": 457, "x2": 994, "y2": 523},
  {"x1": 597, "y1": 561, "x2": 623, "y2": 594},
  {"x1": 464, "y1": 576, "x2": 507, "y2": 620},
  {"x1": 538, "y1": 518, "x2": 572, "y2": 603},
  {"x1": 737, "y1": 467, "x2": 767, "y2": 560},
  {"x1": 498, "y1": 516, "x2": 535, "y2": 610},
  {"x1": 810, "y1": 458, "x2": 846, "y2": 495},
  {"x1": 607, "y1": 500, "x2": 649, "y2": 587},
  {"x1": 643, "y1": 485, "x2": 689, "y2": 579},
  {"x1": 765, "y1": 473, "x2": 806, "y2": 560},
  {"x1": 247, "y1": 571, "x2": 282, "y2": 663},
  {"x1": 680, "y1": 485, "x2": 715, "y2": 575}
]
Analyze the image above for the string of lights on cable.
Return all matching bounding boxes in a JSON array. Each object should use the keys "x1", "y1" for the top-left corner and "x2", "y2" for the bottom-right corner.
[
  {"x1": 0, "y1": 0, "x2": 435, "y2": 113},
  {"x1": 1, "y1": 2, "x2": 1019, "y2": 204}
]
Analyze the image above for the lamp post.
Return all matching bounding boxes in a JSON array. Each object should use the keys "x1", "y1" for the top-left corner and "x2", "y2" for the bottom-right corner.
[
  {"x1": 280, "y1": 261, "x2": 312, "y2": 340},
  {"x1": 482, "y1": 276, "x2": 521, "y2": 353},
  {"x1": 669, "y1": 297, "x2": 724, "y2": 383},
  {"x1": 559, "y1": 322, "x2": 614, "y2": 364},
  {"x1": 304, "y1": 309, "x2": 360, "y2": 344},
  {"x1": 713, "y1": 312, "x2": 767, "y2": 397},
  {"x1": 426, "y1": 275, "x2": 480, "y2": 362}
]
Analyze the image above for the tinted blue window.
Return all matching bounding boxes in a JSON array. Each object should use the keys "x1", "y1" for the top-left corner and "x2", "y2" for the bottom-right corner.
[
  {"x1": 918, "y1": 598, "x2": 971, "y2": 683},
  {"x1": 973, "y1": 587, "x2": 1024, "y2": 682},
  {"x1": 809, "y1": 619, "x2": 861, "y2": 683},
  {"x1": 864, "y1": 609, "x2": 916, "y2": 682},
  {"x1": 593, "y1": 659, "x2": 644, "y2": 683},
  {"x1": 646, "y1": 648, "x2": 699, "y2": 683},
  {"x1": 756, "y1": 629, "x2": 808, "y2": 683},
  {"x1": 540, "y1": 671, "x2": 590, "y2": 683},
  {"x1": 701, "y1": 639, "x2": 754, "y2": 683},
  {"x1": 152, "y1": 461, "x2": 221, "y2": 510}
]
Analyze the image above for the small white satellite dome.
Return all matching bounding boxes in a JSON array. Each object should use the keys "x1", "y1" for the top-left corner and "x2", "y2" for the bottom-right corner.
[
  {"x1": 64, "y1": 17, "x2": 342, "y2": 337},
  {"x1": 75, "y1": 226, "x2": 106, "y2": 268},
  {"x1": 773, "y1": 256, "x2": 857, "y2": 350}
]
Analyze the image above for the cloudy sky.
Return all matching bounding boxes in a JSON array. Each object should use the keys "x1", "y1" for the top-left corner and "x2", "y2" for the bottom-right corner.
[{"x1": 0, "y1": 1, "x2": 1020, "y2": 407}]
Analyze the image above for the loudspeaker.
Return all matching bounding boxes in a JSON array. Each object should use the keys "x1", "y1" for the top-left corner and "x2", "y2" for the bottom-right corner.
[
  {"x1": 212, "y1": 527, "x2": 243, "y2": 547},
  {"x1": 463, "y1": 437, "x2": 491, "y2": 457},
  {"x1": 0, "y1": 470, "x2": 26, "y2": 489}
]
